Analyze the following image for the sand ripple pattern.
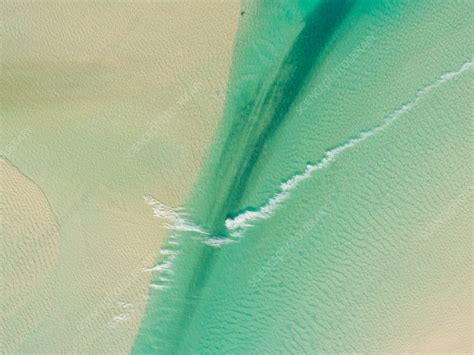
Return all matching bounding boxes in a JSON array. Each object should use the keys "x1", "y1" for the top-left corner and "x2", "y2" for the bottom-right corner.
[{"x1": 1, "y1": 159, "x2": 60, "y2": 353}]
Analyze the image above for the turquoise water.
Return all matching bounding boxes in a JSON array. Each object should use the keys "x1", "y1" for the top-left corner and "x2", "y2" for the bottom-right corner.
[{"x1": 133, "y1": 1, "x2": 473, "y2": 352}]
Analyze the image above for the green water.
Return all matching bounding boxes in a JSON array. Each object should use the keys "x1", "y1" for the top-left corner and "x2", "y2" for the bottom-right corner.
[{"x1": 133, "y1": 1, "x2": 473, "y2": 352}]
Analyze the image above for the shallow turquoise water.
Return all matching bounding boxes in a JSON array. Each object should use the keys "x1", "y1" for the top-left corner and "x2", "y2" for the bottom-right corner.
[{"x1": 133, "y1": 1, "x2": 473, "y2": 352}]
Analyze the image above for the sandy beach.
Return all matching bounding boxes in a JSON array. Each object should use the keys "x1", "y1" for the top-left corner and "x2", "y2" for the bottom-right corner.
[{"x1": 1, "y1": 1, "x2": 240, "y2": 353}]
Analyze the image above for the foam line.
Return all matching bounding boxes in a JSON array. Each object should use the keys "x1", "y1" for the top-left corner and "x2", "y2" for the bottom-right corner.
[
  {"x1": 203, "y1": 237, "x2": 236, "y2": 247},
  {"x1": 225, "y1": 59, "x2": 473, "y2": 233}
]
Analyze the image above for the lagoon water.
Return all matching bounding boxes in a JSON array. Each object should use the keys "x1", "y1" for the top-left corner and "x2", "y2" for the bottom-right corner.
[{"x1": 133, "y1": 1, "x2": 473, "y2": 352}]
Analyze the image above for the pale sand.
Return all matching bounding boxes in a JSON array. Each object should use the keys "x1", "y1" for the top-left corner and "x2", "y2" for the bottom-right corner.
[
  {"x1": 389, "y1": 190, "x2": 473, "y2": 353},
  {"x1": 1, "y1": 1, "x2": 240, "y2": 353},
  {"x1": 1, "y1": 158, "x2": 60, "y2": 354}
]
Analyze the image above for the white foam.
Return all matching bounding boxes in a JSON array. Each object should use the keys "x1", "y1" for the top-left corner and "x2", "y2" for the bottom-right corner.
[
  {"x1": 144, "y1": 195, "x2": 181, "y2": 219},
  {"x1": 145, "y1": 195, "x2": 208, "y2": 235},
  {"x1": 143, "y1": 196, "x2": 210, "y2": 286},
  {"x1": 159, "y1": 248, "x2": 177, "y2": 256},
  {"x1": 203, "y1": 237, "x2": 235, "y2": 248},
  {"x1": 225, "y1": 60, "x2": 473, "y2": 233},
  {"x1": 144, "y1": 259, "x2": 173, "y2": 273},
  {"x1": 169, "y1": 221, "x2": 208, "y2": 234}
]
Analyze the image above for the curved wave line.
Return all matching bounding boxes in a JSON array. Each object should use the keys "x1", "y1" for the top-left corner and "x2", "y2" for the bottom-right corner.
[{"x1": 225, "y1": 59, "x2": 473, "y2": 233}]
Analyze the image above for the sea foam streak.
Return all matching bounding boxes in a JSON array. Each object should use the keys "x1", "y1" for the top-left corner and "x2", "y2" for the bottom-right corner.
[
  {"x1": 225, "y1": 59, "x2": 474, "y2": 233},
  {"x1": 143, "y1": 196, "x2": 207, "y2": 289},
  {"x1": 144, "y1": 195, "x2": 208, "y2": 235}
]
